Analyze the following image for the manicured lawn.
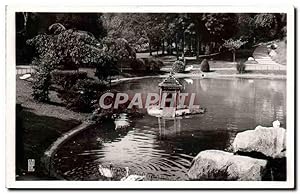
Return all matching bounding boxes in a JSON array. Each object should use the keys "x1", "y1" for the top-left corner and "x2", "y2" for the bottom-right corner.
[{"x1": 16, "y1": 79, "x2": 90, "y2": 121}]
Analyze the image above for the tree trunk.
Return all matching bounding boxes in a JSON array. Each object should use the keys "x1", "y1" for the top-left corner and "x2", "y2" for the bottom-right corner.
[
  {"x1": 232, "y1": 51, "x2": 236, "y2": 62},
  {"x1": 175, "y1": 34, "x2": 179, "y2": 60},
  {"x1": 23, "y1": 12, "x2": 28, "y2": 31},
  {"x1": 182, "y1": 34, "x2": 185, "y2": 56},
  {"x1": 162, "y1": 40, "x2": 165, "y2": 55},
  {"x1": 205, "y1": 43, "x2": 211, "y2": 55},
  {"x1": 149, "y1": 41, "x2": 152, "y2": 56},
  {"x1": 196, "y1": 35, "x2": 200, "y2": 60},
  {"x1": 189, "y1": 35, "x2": 192, "y2": 52},
  {"x1": 167, "y1": 41, "x2": 171, "y2": 55}
]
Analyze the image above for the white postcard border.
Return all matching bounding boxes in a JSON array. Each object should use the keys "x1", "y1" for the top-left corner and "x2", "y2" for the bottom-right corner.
[{"x1": 6, "y1": 5, "x2": 295, "y2": 189}]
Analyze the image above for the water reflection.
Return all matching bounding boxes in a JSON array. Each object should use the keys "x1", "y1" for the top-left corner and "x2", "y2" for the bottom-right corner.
[{"x1": 52, "y1": 77, "x2": 286, "y2": 181}]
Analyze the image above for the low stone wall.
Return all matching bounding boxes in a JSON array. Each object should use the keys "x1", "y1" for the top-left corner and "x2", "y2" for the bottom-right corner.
[{"x1": 41, "y1": 121, "x2": 95, "y2": 178}]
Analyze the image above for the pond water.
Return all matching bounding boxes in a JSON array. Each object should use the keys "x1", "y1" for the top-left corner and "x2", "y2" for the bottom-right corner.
[{"x1": 52, "y1": 77, "x2": 286, "y2": 181}]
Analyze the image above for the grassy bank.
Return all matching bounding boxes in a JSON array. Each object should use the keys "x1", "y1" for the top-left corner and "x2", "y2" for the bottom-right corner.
[
  {"x1": 16, "y1": 109, "x2": 80, "y2": 179},
  {"x1": 16, "y1": 79, "x2": 86, "y2": 179}
]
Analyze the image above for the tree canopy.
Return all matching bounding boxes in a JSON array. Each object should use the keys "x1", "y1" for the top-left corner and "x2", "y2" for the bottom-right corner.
[{"x1": 17, "y1": 12, "x2": 287, "y2": 65}]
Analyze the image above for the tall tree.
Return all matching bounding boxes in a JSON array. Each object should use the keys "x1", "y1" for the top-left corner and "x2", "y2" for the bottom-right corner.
[{"x1": 55, "y1": 13, "x2": 106, "y2": 38}]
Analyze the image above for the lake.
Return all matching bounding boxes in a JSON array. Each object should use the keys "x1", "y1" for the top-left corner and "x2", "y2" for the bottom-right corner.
[{"x1": 52, "y1": 77, "x2": 286, "y2": 181}]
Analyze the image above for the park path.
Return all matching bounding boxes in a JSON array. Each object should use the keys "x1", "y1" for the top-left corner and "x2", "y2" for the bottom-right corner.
[{"x1": 250, "y1": 45, "x2": 286, "y2": 70}]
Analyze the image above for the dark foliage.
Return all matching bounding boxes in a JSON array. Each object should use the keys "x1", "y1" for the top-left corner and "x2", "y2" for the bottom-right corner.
[
  {"x1": 55, "y1": 13, "x2": 107, "y2": 38},
  {"x1": 130, "y1": 58, "x2": 163, "y2": 73},
  {"x1": 130, "y1": 58, "x2": 146, "y2": 72},
  {"x1": 31, "y1": 57, "x2": 55, "y2": 102},
  {"x1": 57, "y1": 79, "x2": 107, "y2": 113},
  {"x1": 51, "y1": 70, "x2": 88, "y2": 90}
]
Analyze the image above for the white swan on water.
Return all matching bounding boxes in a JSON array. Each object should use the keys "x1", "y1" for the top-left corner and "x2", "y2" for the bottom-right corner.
[
  {"x1": 120, "y1": 167, "x2": 145, "y2": 181},
  {"x1": 98, "y1": 163, "x2": 113, "y2": 180}
]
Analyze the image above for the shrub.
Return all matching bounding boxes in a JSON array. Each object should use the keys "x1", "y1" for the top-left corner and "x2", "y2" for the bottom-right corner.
[
  {"x1": 57, "y1": 79, "x2": 107, "y2": 112},
  {"x1": 95, "y1": 55, "x2": 119, "y2": 81},
  {"x1": 130, "y1": 58, "x2": 163, "y2": 73},
  {"x1": 147, "y1": 59, "x2": 163, "y2": 72},
  {"x1": 236, "y1": 61, "x2": 246, "y2": 74},
  {"x1": 155, "y1": 60, "x2": 164, "y2": 71},
  {"x1": 31, "y1": 57, "x2": 55, "y2": 102},
  {"x1": 200, "y1": 59, "x2": 210, "y2": 72},
  {"x1": 130, "y1": 58, "x2": 146, "y2": 72},
  {"x1": 172, "y1": 60, "x2": 185, "y2": 73},
  {"x1": 51, "y1": 70, "x2": 88, "y2": 90},
  {"x1": 32, "y1": 72, "x2": 52, "y2": 102}
]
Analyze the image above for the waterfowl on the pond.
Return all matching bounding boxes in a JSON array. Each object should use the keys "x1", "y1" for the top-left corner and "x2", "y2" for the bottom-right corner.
[
  {"x1": 98, "y1": 163, "x2": 113, "y2": 179},
  {"x1": 120, "y1": 167, "x2": 145, "y2": 181}
]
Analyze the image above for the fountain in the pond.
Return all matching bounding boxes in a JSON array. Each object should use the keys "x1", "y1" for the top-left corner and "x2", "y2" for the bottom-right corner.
[{"x1": 147, "y1": 73, "x2": 205, "y2": 118}]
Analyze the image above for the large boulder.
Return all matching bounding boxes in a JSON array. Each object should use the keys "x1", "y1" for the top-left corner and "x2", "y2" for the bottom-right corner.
[
  {"x1": 232, "y1": 125, "x2": 286, "y2": 159},
  {"x1": 188, "y1": 150, "x2": 267, "y2": 181}
]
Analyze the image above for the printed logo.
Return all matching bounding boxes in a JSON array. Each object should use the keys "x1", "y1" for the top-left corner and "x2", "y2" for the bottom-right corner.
[{"x1": 28, "y1": 159, "x2": 35, "y2": 172}]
